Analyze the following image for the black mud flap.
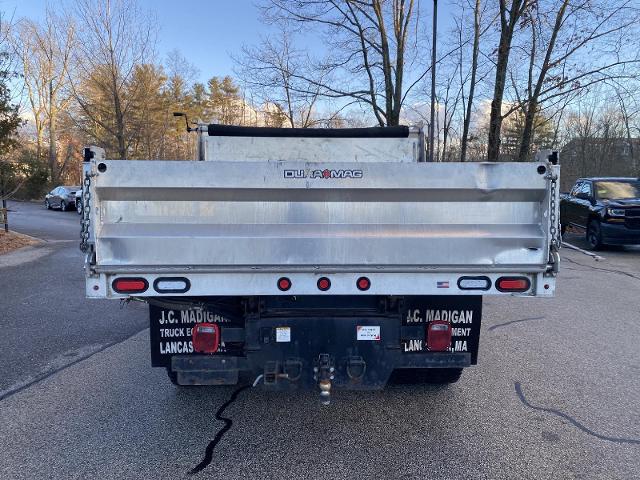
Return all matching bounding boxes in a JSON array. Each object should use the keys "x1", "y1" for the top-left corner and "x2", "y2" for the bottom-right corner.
[
  {"x1": 149, "y1": 304, "x2": 244, "y2": 368},
  {"x1": 400, "y1": 296, "x2": 482, "y2": 363}
]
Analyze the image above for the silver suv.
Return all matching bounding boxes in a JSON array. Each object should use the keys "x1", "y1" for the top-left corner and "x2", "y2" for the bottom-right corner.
[{"x1": 44, "y1": 186, "x2": 81, "y2": 211}]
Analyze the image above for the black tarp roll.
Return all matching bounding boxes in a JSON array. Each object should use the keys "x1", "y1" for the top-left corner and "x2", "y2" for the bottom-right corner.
[{"x1": 207, "y1": 124, "x2": 410, "y2": 138}]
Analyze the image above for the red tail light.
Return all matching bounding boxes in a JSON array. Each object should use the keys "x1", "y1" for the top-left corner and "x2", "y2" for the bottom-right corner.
[
  {"x1": 427, "y1": 320, "x2": 452, "y2": 352},
  {"x1": 356, "y1": 277, "x2": 371, "y2": 291},
  {"x1": 317, "y1": 277, "x2": 331, "y2": 291},
  {"x1": 496, "y1": 276, "x2": 531, "y2": 292},
  {"x1": 277, "y1": 277, "x2": 292, "y2": 291},
  {"x1": 112, "y1": 277, "x2": 148, "y2": 294},
  {"x1": 192, "y1": 323, "x2": 220, "y2": 354}
]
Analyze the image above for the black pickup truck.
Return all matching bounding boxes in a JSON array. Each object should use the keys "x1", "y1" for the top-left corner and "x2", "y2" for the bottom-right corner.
[{"x1": 560, "y1": 177, "x2": 640, "y2": 249}]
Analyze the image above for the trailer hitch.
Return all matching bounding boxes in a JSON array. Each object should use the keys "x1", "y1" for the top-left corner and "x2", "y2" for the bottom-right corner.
[{"x1": 313, "y1": 353, "x2": 334, "y2": 405}]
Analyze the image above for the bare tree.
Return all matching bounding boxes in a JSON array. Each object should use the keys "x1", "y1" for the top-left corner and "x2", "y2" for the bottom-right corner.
[
  {"x1": 70, "y1": 0, "x2": 156, "y2": 159},
  {"x1": 235, "y1": 28, "x2": 323, "y2": 128},
  {"x1": 487, "y1": 0, "x2": 530, "y2": 161},
  {"x1": 10, "y1": 22, "x2": 45, "y2": 161},
  {"x1": 12, "y1": 9, "x2": 75, "y2": 182},
  {"x1": 515, "y1": 0, "x2": 640, "y2": 161},
  {"x1": 440, "y1": 63, "x2": 464, "y2": 161},
  {"x1": 615, "y1": 86, "x2": 640, "y2": 175},
  {"x1": 262, "y1": 0, "x2": 420, "y2": 126},
  {"x1": 460, "y1": 0, "x2": 482, "y2": 161}
]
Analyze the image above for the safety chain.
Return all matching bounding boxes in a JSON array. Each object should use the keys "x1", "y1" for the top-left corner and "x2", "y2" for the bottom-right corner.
[
  {"x1": 546, "y1": 169, "x2": 560, "y2": 250},
  {"x1": 80, "y1": 170, "x2": 95, "y2": 253}
]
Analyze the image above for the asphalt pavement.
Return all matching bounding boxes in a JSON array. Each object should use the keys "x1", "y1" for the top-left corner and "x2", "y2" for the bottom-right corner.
[
  {"x1": 0, "y1": 201, "x2": 147, "y2": 397},
  {"x1": 0, "y1": 201, "x2": 639, "y2": 479}
]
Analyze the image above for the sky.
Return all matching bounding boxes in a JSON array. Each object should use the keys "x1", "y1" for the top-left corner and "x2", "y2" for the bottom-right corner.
[
  {"x1": 2, "y1": 0, "x2": 455, "y2": 126},
  {"x1": 2, "y1": 1, "x2": 452, "y2": 86},
  {"x1": 0, "y1": 0, "x2": 268, "y2": 82}
]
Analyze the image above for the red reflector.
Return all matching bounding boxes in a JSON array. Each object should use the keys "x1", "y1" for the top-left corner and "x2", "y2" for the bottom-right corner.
[
  {"x1": 112, "y1": 277, "x2": 148, "y2": 294},
  {"x1": 317, "y1": 277, "x2": 331, "y2": 291},
  {"x1": 496, "y1": 276, "x2": 531, "y2": 292},
  {"x1": 192, "y1": 323, "x2": 220, "y2": 354},
  {"x1": 426, "y1": 320, "x2": 452, "y2": 352},
  {"x1": 356, "y1": 277, "x2": 371, "y2": 291},
  {"x1": 277, "y1": 277, "x2": 291, "y2": 291}
]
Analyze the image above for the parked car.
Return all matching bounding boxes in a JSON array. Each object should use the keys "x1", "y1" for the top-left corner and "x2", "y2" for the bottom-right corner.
[
  {"x1": 560, "y1": 177, "x2": 640, "y2": 249},
  {"x1": 44, "y1": 186, "x2": 81, "y2": 211},
  {"x1": 75, "y1": 190, "x2": 83, "y2": 215}
]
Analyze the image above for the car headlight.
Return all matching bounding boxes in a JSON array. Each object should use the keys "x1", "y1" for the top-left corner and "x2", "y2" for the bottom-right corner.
[{"x1": 607, "y1": 208, "x2": 626, "y2": 217}]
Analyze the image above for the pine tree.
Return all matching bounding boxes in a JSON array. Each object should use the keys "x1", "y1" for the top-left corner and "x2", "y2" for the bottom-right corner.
[
  {"x1": 0, "y1": 50, "x2": 24, "y2": 203},
  {"x1": 501, "y1": 108, "x2": 554, "y2": 161},
  {"x1": 206, "y1": 76, "x2": 242, "y2": 124},
  {"x1": 0, "y1": 52, "x2": 21, "y2": 155}
]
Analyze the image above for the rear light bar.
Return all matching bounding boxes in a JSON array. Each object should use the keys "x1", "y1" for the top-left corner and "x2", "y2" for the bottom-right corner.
[
  {"x1": 112, "y1": 277, "x2": 148, "y2": 294},
  {"x1": 153, "y1": 277, "x2": 190, "y2": 294},
  {"x1": 457, "y1": 276, "x2": 491, "y2": 290},
  {"x1": 496, "y1": 276, "x2": 531, "y2": 292},
  {"x1": 426, "y1": 320, "x2": 452, "y2": 351},
  {"x1": 192, "y1": 323, "x2": 220, "y2": 354}
]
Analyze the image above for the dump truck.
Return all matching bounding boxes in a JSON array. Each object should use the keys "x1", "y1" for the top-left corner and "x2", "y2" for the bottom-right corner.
[{"x1": 80, "y1": 124, "x2": 560, "y2": 402}]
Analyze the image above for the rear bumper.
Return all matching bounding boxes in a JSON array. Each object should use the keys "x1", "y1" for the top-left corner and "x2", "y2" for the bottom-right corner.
[
  {"x1": 601, "y1": 223, "x2": 640, "y2": 245},
  {"x1": 152, "y1": 296, "x2": 482, "y2": 390},
  {"x1": 170, "y1": 352, "x2": 472, "y2": 388}
]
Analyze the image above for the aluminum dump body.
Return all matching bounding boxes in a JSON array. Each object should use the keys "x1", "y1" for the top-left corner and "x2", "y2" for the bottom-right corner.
[{"x1": 83, "y1": 135, "x2": 559, "y2": 298}]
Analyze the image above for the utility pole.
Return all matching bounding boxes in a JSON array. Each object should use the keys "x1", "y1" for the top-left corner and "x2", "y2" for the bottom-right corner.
[{"x1": 428, "y1": 0, "x2": 438, "y2": 162}]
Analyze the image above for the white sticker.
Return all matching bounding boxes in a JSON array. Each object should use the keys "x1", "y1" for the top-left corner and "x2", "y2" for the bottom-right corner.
[
  {"x1": 276, "y1": 327, "x2": 291, "y2": 342},
  {"x1": 357, "y1": 325, "x2": 380, "y2": 341}
]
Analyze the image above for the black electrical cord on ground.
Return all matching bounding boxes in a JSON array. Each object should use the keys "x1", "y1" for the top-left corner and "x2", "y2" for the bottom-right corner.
[{"x1": 188, "y1": 384, "x2": 252, "y2": 475}]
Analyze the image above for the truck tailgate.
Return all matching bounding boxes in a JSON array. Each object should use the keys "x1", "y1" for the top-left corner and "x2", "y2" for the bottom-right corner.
[{"x1": 84, "y1": 160, "x2": 559, "y2": 296}]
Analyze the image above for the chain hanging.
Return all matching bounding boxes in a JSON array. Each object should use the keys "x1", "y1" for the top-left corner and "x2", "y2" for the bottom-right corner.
[
  {"x1": 546, "y1": 169, "x2": 560, "y2": 250},
  {"x1": 80, "y1": 171, "x2": 94, "y2": 253}
]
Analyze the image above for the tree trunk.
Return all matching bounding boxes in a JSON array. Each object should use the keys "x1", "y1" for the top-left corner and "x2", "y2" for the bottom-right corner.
[
  {"x1": 487, "y1": 34, "x2": 513, "y2": 160},
  {"x1": 391, "y1": 0, "x2": 411, "y2": 127},
  {"x1": 112, "y1": 75, "x2": 126, "y2": 159},
  {"x1": 116, "y1": 111, "x2": 126, "y2": 159},
  {"x1": 35, "y1": 124, "x2": 43, "y2": 164},
  {"x1": 517, "y1": 0, "x2": 568, "y2": 161},
  {"x1": 517, "y1": 100, "x2": 537, "y2": 161},
  {"x1": 624, "y1": 116, "x2": 637, "y2": 176},
  {"x1": 373, "y1": 0, "x2": 394, "y2": 126},
  {"x1": 48, "y1": 80, "x2": 58, "y2": 183},
  {"x1": 619, "y1": 95, "x2": 637, "y2": 176},
  {"x1": 487, "y1": 0, "x2": 524, "y2": 161},
  {"x1": 461, "y1": 0, "x2": 481, "y2": 162}
]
